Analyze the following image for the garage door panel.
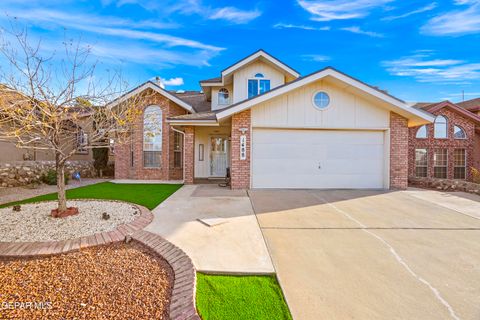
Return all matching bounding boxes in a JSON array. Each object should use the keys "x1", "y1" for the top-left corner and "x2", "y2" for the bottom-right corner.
[{"x1": 252, "y1": 129, "x2": 386, "y2": 189}]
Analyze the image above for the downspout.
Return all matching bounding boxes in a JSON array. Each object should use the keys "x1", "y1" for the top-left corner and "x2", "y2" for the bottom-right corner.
[{"x1": 172, "y1": 127, "x2": 186, "y2": 183}]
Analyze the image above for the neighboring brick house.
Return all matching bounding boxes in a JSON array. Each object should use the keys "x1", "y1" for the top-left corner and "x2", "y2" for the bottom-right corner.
[
  {"x1": 409, "y1": 101, "x2": 480, "y2": 182},
  {"x1": 109, "y1": 50, "x2": 433, "y2": 189}
]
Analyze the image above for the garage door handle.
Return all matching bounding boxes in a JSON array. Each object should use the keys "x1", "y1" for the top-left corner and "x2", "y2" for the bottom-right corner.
[{"x1": 318, "y1": 163, "x2": 321, "y2": 169}]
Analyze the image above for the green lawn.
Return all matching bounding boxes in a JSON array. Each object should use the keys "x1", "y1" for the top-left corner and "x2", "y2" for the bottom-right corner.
[
  {"x1": 0, "y1": 182, "x2": 183, "y2": 210},
  {"x1": 196, "y1": 273, "x2": 292, "y2": 320}
]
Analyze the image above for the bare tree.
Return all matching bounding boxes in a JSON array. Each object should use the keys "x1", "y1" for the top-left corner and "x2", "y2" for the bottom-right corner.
[{"x1": 0, "y1": 26, "x2": 152, "y2": 214}]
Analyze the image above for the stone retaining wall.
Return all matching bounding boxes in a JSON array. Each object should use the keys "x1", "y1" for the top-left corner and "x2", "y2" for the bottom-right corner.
[
  {"x1": 409, "y1": 177, "x2": 480, "y2": 195},
  {"x1": 0, "y1": 160, "x2": 97, "y2": 187}
]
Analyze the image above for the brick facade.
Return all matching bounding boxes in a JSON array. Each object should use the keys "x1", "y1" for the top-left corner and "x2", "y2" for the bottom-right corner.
[
  {"x1": 183, "y1": 126, "x2": 195, "y2": 184},
  {"x1": 230, "y1": 110, "x2": 251, "y2": 189},
  {"x1": 408, "y1": 108, "x2": 477, "y2": 182},
  {"x1": 390, "y1": 112, "x2": 409, "y2": 189},
  {"x1": 114, "y1": 89, "x2": 187, "y2": 181}
]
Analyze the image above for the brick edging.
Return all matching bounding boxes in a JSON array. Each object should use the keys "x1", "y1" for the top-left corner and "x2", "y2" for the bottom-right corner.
[
  {"x1": 132, "y1": 230, "x2": 200, "y2": 320},
  {"x1": 0, "y1": 200, "x2": 153, "y2": 257}
]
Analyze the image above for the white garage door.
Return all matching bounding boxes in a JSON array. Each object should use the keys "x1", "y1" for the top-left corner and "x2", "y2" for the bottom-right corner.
[{"x1": 252, "y1": 128, "x2": 386, "y2": 189}]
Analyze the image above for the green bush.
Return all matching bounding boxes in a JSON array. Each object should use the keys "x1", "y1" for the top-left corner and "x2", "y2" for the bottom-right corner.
[{"x1": 41, "y1": 169, "x2": 69, "y2": 185}]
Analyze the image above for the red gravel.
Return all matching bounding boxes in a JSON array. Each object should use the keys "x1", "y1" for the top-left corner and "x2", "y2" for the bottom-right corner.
[{"x1": 0, "y1": 242, "x2": 173, "y2": 319}]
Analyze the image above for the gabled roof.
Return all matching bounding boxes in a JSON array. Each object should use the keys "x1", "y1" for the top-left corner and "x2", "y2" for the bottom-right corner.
[
  {"x1": 215, "y1": 67, "x2": 434, "y2": 126},
  {"x1": 458, "y1": 97, "x2": 480, "y2": 112},
  {"x1": 106, "y1": 81, "x2": 195, "y2": 113},
  {"x1": 199, "y1": 49, "x2": 300, "y2": 86},
  {"x1": 420, "y1": 100, "x2": 480, "y2": 125}
]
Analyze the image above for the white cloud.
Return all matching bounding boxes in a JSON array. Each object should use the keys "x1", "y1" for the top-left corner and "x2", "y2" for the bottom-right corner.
[
  {"x1": 161, "y1": 77, "x2": 184, "y2": 86},
  {"x1": 421, "y1": 1, "x2": 480, "y2": 36},
  {"x1": 382, "y1": 52, "x2": 480, "y2": 83},
  {"x1": 382, "y1": 2, "x2": 437, "y2": 21},
  {"x1": 2, "y1": 8, "x2": 224, "y2": 52},
  {"x1": 102, "y1": 0, "x2": 261, "y2": 24},
  {"x1": 302, "y1": 54, "x2": 331, "y2": 61},
  {"x1": 297, "y1": 0, "x2": 393, "y2": 21},
  {"x1": 209, "y1": 7, "x2": 261, "y2": 24},
  {"x1": 340, "y1": 26, "x2": 384, "y2": 38},
  {"x1": 273, "y1": 23, "x2": 330, "y2": 31}
]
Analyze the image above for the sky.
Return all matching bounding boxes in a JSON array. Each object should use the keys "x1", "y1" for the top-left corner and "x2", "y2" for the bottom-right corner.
[{"x1": 1, "y1": 0, "x2": 480, "y2": 103}]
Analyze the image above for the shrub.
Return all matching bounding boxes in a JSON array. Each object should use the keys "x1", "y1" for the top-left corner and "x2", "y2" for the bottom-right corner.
[
  {"x1": 41, "y1": 169, "x2": 69, "y2": 185},
  {"x1": 472, "y1": 167, "x2": 480, "y2": 184}
]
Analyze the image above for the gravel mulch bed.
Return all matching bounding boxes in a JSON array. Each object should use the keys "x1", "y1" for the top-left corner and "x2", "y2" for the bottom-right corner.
[
  {"x1": 0, "y1": 242, "x2": 173, "y2": 319},
  {"x1": 0, "y1": 200, "x2": 138, "y2": 242}
]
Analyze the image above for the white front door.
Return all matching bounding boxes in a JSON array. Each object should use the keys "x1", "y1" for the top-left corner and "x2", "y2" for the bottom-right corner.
[
  {"x1": 210, "y1": 136, "x2": 229, "y2": 177},
  {"x1": 251, "y1": 128, "x2": 386, "y2": 189}
]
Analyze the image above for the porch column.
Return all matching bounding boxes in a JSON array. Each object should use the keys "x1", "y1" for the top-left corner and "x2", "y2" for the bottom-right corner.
[
  {"x1": 231, "y1": 110, "x2": 251, "y2": 189},
  {"x1": 390, "y1": 112, "x2": 408, "y2": 189},
  {"x1": 184, "y1": 126, "x2": 195, "y2": 184}
]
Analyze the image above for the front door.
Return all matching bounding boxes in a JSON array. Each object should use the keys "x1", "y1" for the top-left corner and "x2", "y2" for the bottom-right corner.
[{"x1": 210, "y1": 136, "x2": 229, "y2": 177}]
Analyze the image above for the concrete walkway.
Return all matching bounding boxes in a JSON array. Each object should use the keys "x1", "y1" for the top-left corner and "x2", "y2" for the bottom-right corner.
[{"x1": 145, "y1": 185, "x2": 274, "y2": 274}]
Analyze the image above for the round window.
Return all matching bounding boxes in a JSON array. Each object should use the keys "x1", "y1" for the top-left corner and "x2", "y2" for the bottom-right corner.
[{"x1": 313, "y1": 91, "x2": 330, "y2": 110}]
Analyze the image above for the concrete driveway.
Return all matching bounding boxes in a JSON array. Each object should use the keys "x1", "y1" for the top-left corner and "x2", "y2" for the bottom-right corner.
[{"x1": 249, "y1": 188, "x2": 480, "y2": 320}]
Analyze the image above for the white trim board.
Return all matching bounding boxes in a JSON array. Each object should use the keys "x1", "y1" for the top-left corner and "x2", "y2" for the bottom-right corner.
[
  {"x1": 106, "y1": 81, "x2": 195, "y2": 113},
  {"x1": 222, "y1": 50, "x2": 300, "y2": 79}
]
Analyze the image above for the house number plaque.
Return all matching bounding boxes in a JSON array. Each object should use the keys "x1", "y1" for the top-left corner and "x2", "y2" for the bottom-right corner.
[{"x1": 240, "y1": 135, "x2": 247, "y2": 160}]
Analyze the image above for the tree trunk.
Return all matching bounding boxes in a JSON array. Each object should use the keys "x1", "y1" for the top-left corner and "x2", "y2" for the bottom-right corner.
[{"x1": 57, "y1": 162, "x2": 67, "y2": 212}]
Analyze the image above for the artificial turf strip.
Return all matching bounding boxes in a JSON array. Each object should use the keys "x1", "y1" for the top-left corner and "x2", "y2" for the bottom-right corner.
[
  {"x1": 196, "y1": 273, "x2": 292, "y2": 320},
  {"x1": 0, "y1": 182, "x2": 183, "y2": 210}
]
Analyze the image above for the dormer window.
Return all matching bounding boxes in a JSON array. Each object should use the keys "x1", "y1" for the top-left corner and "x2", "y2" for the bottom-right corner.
[
  {"x1": 218, "y1": 88, "x2": 230, "y2": 105},
  {"x1": 248, "y1": 73, "x2": 270, "y2": 98}
]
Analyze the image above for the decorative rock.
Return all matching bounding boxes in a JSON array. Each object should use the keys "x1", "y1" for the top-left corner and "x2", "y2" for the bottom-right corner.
[
  {"x1": 12, "y1": 205, "x2": 21, "y2": 212},
  {"x1": 102, "y1": 212, "x2": 110, "y2": 220},
  {"x1": 409, "y1": 177, "x2": 480, "y2": 196},
  {"x1": 125, "y1": 235, "x2": 132, "y2": 244},
  {"x1": 0, "y1": 160, "x2": 97, "y2": 188}
]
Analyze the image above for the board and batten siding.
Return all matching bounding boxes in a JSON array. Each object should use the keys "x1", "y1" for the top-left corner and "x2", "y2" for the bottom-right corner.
[
  {"x1": 233, "y1": 61, "x2": 286, "y2": 104},
  {"x1": 251, "y1": 80, "x2": 390, "y2": 129}
]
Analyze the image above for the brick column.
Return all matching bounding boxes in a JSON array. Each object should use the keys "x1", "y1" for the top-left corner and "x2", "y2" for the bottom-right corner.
[
  {"x1": 390, "y1": 112, "x2": 408, "y2": 189},
  {"x1": 114, "y1": 140, "x2": 129, "y2": 179},
  {"x1": 231, "y1": 110, "x2": 251, "y2": 189},
  {"x1": 184, "y1": 126, "x2": 195, "y2": 184}
]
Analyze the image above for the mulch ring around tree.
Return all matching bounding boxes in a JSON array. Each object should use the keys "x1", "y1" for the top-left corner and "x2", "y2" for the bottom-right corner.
[{"x1": 0, "y1": 242, "x2": 173, "y2": 320}]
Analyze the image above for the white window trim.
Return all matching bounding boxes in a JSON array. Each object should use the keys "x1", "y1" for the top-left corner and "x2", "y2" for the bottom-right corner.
[
  {"x1": 434, "y1": 115, "x2": 448, "y2": 139},
  {"x1": 312, "y1": 90, "x2": 332, "y2": 111},
  {"x1": 415, "y1": 125, "x2": 428, "y2": 139},
  {"x1": 453, "y1": 125, "x2": 467, "y2": 140},
  {"x1": 218, "y1": 88, "x2": 230, "y2": 105},
  {"x1": 247, "y1": 77, "x2": 271, "y2": 98},
  {"x1": 143, "y1": 105, "x2": 163, "y2": 168}
]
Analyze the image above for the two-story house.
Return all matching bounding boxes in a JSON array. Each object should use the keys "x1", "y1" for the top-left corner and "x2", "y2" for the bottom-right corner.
[{"x1": 110, "y1": 50, "x2": 433, "y2": 189}]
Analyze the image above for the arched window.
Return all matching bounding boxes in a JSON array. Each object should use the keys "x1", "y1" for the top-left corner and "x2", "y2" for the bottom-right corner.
[
  {"x1": 254, "y1": 73, "x2": 264, "y2": 78},
  {"x1": 416, "y1": 125, "x2": 428, "y2": 139},
  {"x1": 454, "y1": 125, "x2": 466, "y2": 139},
  {"x1": 434, "y1": 115, "x2": 447, "y2": 139},
  {"x1": 218, "y1": 88, "x2": 230, "y2": 105},
  {"x1": 143, "y1": 106, "x2": 162, "y2": 168}
]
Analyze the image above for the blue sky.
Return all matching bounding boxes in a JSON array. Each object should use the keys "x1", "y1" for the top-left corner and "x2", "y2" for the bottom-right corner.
[{"x1": 1, "y1": 0, "x2": 480, "y2": 103}]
